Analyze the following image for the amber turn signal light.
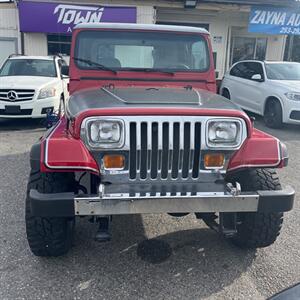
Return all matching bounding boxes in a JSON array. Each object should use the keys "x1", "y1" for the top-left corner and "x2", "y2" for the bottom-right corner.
[
  {"x1": 204, "y1": 153, "x2": 225, "y2": 169},
  {"x1": 103, "y1": 155, "x2": 125, "y2": 169}
]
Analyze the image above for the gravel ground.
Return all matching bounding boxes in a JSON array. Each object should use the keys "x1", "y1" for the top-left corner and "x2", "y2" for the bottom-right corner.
[{"x1": 0, "y1": 117, "x2": 299, "y2": 300}]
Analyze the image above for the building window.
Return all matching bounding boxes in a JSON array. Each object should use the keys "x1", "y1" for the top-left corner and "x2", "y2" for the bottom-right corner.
[
  {"x1": 230, "y1": 36, "x2": 267, "y2": 65},
  {"x1": 47, "y1": 34, "x2": 71, "y2": 56},
  {"x1": 284, "y1": 36, "x2": 300, "y2": 62}
]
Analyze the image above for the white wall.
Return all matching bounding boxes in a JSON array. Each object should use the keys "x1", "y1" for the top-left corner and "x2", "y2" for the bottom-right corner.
[
  {"x1": 0, "y1": 4, "x2": 18, "y2": 38},
  {"x1": 0, "y1": 3, "x2": 20, "y2": 64},
  {"x1": 137, "y1": 6, "x2": 155, "y2": 24},
  {"x1": 24, "y1": 33, "x2": 48, "y2": 56}
]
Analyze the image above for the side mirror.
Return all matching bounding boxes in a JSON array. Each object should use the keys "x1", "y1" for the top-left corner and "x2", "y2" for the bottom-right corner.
[
  {"x1": 61, "y1": 65, "x2": 69, "y2": 77},
  {"x1": 251, "y1": 74, "x2": 263, "y2": 82}
]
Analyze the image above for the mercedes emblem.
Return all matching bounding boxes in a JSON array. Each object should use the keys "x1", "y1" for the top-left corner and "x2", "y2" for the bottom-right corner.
[{"x1": 7, "y1": 91, "x2": 18, "y2": 102}]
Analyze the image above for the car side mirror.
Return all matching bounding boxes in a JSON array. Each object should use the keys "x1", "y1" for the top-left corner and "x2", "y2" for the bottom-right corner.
[
  {"x1": 61, "y1": 65, "x2": 69, "y2": 77},
  {"x1": 251, "y1": 74, "x2": 264, "y2": 82}
]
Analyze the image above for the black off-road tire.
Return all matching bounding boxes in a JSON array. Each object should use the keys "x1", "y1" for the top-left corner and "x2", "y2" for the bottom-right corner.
[
  {"x1": 228, "y1": 169, "x2": 284, "y2": 249},
  {"x1": 264, "y1": 99, "x2": 283, "y2": 129},
  {"x1": 26, "y1": 171, "x2": 76, "y2": 257}
]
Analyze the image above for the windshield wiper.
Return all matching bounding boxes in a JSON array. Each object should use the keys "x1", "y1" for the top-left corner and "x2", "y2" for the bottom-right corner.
[
  {"x1": 128, "y1": 68, "x2": 175, "y2": 75},
  {"x1": 73, "y1": 57, "x2": 117, "y2": 74}
]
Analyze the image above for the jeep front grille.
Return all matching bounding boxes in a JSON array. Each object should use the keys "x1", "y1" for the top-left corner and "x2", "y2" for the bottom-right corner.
[
  {"x1": 129, "y1": 121, "x2": 201, "y2": 181},
  {"x1": 0, "y1": 89, "x2": 35, "y2": 102}
]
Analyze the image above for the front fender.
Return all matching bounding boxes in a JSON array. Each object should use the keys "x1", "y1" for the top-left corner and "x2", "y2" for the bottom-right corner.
[
  {"x1": 37, "y1": 118, "x2": 99, "y2": 174},
  {"x1": 228, "y1": 128, "x2": 288, "y2": 172}
]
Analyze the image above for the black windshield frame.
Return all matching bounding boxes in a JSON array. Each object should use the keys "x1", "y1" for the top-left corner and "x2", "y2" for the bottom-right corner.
[{"x1": 74, "y1": 30, "x2": 210, "y2": 73}]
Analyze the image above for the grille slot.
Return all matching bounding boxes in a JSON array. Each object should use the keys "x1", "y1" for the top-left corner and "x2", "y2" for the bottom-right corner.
[
  {"x1": 182, "y1": 123, "x2": 191, "y2": 178},
  {"x1": 172, "y1": 123, "x2": 180, "y2": 179},
  {"x1": 129, "y1": 120, "x2": 201, "y2": 181},
  {"x1": 0, "y1": 89, "x2": 35, "y2": 102},
  {"x1": 161, "y1": 123, "x2": 169, "y2": 179},
  {"x1": 129, "y1": 123, "x2": 137, "y2": 179},
  {"x1": 151, "y1": 123, "x2": 158, "y2": 179},
  {"x1": 140, "y1": 122, "x2": 148, "y2": 179},
  {"x1": 192, "y1": 123, "x2": 202, "y2": 179}
]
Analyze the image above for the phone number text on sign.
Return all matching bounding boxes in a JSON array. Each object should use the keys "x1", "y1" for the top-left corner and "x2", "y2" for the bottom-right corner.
[{"x1": 280, "y1": 27, "x2": 300, "y2": 35}]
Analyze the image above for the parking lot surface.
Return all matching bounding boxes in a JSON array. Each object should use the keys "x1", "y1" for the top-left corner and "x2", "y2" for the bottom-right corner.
[{"x1": 0, "y1": 117, "x2": 299, "y2": 300}]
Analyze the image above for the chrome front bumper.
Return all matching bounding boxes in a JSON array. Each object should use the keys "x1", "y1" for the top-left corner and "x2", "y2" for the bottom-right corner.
[
  {"x1": 29, "y1": 183, "x2": 295, "y2": 217},
  {"x1": 74, "y1": 192, "x2": 260, "y2": 215}
]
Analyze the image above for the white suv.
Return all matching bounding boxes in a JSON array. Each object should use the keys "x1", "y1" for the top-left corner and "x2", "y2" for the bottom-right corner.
[
  {"x1": 0, "y1": 55, "x2": 69, "y2": 119},
  {"x1": 220, "y1": 60, "x2": 300, "y2": 128}
]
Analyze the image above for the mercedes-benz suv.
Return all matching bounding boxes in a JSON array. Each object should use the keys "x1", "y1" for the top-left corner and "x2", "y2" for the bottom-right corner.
[{"x1": 0, "y1": 55, "x2": 69, "y2": 118}]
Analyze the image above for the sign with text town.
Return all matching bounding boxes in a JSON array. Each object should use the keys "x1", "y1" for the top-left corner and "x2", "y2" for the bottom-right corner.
[
  {"x1": 19, "y1": 1, "x2": 137, "y2": 34},
  {"x1": 249, "y1": 6, "x2": 300, "y2": 35}
]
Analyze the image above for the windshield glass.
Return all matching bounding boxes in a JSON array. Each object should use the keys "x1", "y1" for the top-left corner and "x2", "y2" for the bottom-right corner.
[
  {"x1": 0, "y1": 59, "x2": 57, "y2": 77},
  {"x1": 75, "y1": 31, "x2": 210, "y2": 72},
  {"x1": 265, "y1": 63, "x2": 300, "y2": 80}
]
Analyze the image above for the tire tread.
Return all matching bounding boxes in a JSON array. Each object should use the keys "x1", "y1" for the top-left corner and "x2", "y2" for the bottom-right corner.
[
  {"x1": 25, "y1": 171, "x2": 75, "y2": 257},
  {"x1": 229, "y1": 169, "x2": 283, "y2": 248}
]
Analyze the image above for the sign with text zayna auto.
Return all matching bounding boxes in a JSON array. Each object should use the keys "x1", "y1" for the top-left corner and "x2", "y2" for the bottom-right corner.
[
  {"x1": 19, "y1": 1, "x2": 137, "y2": 34},
  {"x1": 249, "y1": 6, "x2": 300, "y2": 35}
]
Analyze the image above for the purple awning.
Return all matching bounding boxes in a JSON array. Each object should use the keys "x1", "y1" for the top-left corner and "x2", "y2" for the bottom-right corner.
[{"x1": 19, "y1": 1, "x2": 137, "y2": 34}]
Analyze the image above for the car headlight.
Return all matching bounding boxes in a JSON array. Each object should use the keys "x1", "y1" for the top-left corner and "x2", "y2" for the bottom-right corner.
[
  {"x1": 83, "y1": 119, "x2": 124, "y2": 149},
  {"x1": 285, "y1": 92, "x2": 300, "y2": 101},
  {"x1": 38, "y1": 87, "x2": 56, "y2": 99},
  {"x1": 207, "y1": 119, "x2": 243, "y2": 148}
]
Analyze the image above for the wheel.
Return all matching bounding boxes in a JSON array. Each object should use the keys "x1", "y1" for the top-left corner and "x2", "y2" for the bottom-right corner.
[
  {"x1": 264, "y1": 99, "x2": 283, "y2": 128},
  {"x1": 25, "y1": 171, "x2": 76, "y2": 257},
  {"x1": 228, "y1": 169, "x2": 284, "y2": 249},
  {"x1": 222, "y1": 89, "x2": 231, "y2": 100},
  {"x1": 59, "y1": 96, "x2": 65, "y2": 117}
]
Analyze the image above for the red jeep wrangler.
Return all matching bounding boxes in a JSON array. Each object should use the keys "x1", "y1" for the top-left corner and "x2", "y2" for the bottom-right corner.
[{"x1": 26, "y1": 23, "x2": 295, "y2": 257}]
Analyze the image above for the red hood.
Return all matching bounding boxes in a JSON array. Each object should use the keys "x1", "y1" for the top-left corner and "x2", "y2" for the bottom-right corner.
[{"x1": 68, "y1": 71, "x2": 217, "y2": 95}]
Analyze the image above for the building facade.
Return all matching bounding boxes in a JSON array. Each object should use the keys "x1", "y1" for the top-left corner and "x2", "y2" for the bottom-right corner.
[
  {"x1": 0, "y1": 2, "x2": 20, "y2": 64},
  {"x1": 1, "y1": 0, "x2": 300, "y2": 79}
]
